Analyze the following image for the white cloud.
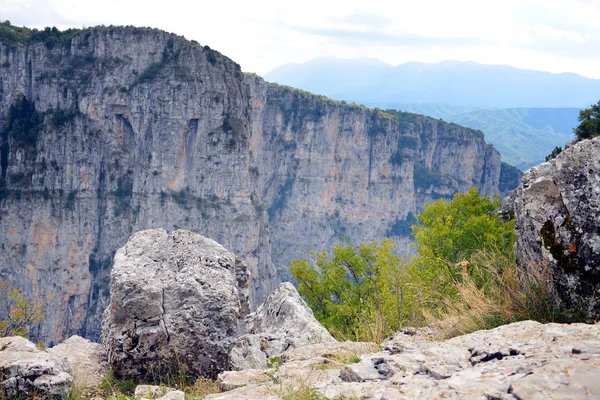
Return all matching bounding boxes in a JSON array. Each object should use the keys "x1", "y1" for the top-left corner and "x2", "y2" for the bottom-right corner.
[{"x1": 1, "y1": 0, "x2": 599, "y2": 78}]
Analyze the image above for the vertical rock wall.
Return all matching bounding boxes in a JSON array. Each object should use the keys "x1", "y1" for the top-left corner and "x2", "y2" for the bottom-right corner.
[{"x1": 0, "y1": 26, "x2": 502, "y2": 344}]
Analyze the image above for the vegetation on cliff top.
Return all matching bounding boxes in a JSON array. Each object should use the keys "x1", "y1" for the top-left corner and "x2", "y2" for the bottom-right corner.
[
  {"x1": 0, "y1": 20, "x2": 86, "y2": 49},
  {"x1": 574, "y1": 100, "x2": 600, "y2": 141},
  {"x1": 291, "y1": 187, "x2": 575, "y2": 342}
]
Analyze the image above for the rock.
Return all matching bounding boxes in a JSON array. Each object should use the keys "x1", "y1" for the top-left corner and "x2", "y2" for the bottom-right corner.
[
  {"x1": 229, "y1": 282, "x2": 336, "y2": 370},
  {"x1": 217, "y1": 369, "x2": 268, "y2": 392},
  {"x1": 48, "y1": 335, "x2": 109, "y2": 386},
  {"x1": 513, "y1": 136, "x2": 600, "y2": 319},
  {"x1": 339, "y1": 358, "x2": 383, "y2": 382},
  {"x1": 228, "y1": 334, "x2": 268, "y2": 370},
  {"x1": 134, "y1": 385, "x2": 184, "y2": 400},
  {"x1": 211, "y1": 321, "x2": 600, "y2": 399},
  {"x1": 0, "y1": 336, "x2": 73, "y2": 399},
  {"x1": 101, "y1": 229, "x2": 250, "y2": 379}
]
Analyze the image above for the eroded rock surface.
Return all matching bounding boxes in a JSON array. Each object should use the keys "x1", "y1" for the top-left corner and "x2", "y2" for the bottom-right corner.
[
  {"x1": 514, "y1": 136, "x2": 600, "y2": 319},
  {"x1": 209, "y1": 321, "x2": 600, "y2": 399},
  {"x1": 48, "y1": 335, "x2": 109, "y2": 386},
  {"x1": 101, "y1": 229, "x2": 250, "y2": 379},
  {"x1": 229, "y1": 283, "x2": 336, "y2": 370},
  {"x1": 0, "y1": 336, "x2": 73, "y2": 399}
]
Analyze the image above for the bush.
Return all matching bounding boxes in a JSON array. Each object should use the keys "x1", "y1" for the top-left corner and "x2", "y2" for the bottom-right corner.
[
  {"x1": 290, "y1": 239, "x2": 406, "y2": 342},
  {"x1": 413, "y1": 165, "x2": 444, "y2": 189},
  {"x1": 0, "y1": 283, "x2": 45, "y2": 338},
  {"x1": 291, "y1": 188, "x2": 574, "y2": 342},
  {"x1": 545, "y1": 146, "x2": 563, "y2": 161},
  {"x1": 2, "y1": 96, "x2": 43, "y2": 149},
  {"x1": 574, "y1": 100, "x2": 600, "y2": 141}
]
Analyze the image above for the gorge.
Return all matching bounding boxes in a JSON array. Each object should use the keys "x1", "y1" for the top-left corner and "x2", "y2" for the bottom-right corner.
[{"x1": 0, "y1": 24, "x2": 515, "y2": 345}]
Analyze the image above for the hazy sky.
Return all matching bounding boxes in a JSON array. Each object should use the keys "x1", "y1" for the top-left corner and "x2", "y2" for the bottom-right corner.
[{"x1": 2, "y1": 0, "x2": 600, "y2": 78}]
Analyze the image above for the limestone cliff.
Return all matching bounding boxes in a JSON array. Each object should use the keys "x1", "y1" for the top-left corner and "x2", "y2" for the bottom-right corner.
[{"x1": 0, "y1": 25, "x2": 504, "y2": 344}]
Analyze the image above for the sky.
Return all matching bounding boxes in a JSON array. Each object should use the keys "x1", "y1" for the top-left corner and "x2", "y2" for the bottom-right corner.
[{"x1": 2, "y1": 0, "x2": 600, "y2": 78}]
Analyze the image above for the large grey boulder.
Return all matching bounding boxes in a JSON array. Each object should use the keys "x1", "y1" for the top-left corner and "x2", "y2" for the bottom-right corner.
[
  {"x1": 101, "y1": 229, "x2": 250, "y2": 379},
  {"x1": 229, "y1": 282, "x2": 336, "y2": 370},
  {"x1": 513, "y1": 136, "x2": 600, "y2": 319},
  {"x1": 0, "y1": 336, "x2": 73, "y2": 399}
]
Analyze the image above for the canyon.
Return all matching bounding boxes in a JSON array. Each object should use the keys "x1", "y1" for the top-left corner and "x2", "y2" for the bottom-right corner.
[{"x1": 0, "y1": 25, "x2": 512, "y2": 344}]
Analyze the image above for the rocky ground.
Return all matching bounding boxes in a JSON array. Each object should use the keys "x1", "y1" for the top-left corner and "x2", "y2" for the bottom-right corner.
[
  {"x1": 2, "y1": 320, "x2": 599, "y2": 399},
  {"x1": 209, "y1": 320, "x2": 600, "y2": 400}
]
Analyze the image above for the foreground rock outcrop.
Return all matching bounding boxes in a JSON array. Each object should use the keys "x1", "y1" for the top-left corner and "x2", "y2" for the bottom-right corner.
[
  {"x1": 0, "y1": 24, "x2": 508, "y2": 344},
  {"x1": 48, "y1": 335, "x2": 109, "y2": 387},
  {"x1": 514, "y1": 136, "x2": 600, "y2": 320},
  {"x1": 229, "y1": 282, "x2": 336, "y2": 370},
  {"x1": 101, "y1": 229, "x2": 250, "y2": 379},
  {"x1": 209, "y1": 320, "x2": 600, "y2": 399},
  {"x1": 0, "y1": 336, "x2": 73, "y2": 399}
]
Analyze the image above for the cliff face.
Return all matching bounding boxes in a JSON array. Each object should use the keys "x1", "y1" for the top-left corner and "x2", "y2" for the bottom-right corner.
[
  {"x1": 0, "y1": 26, "x2": 502, "y2": 344},
  {"x1": 513, "y1": 136, "x2": 600, "y2": 320}
]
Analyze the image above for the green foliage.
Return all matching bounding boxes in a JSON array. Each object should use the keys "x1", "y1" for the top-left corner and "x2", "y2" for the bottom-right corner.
[
  {"x1": 268, "y1": 176, "x2": 295, "y2": 218},
  {"x1": 291, "y1": 188, "x2": 521, "y2": 342},
  {"x1": 413, "y1": 188, "x2": 514, "y2": 268},
  {"x1": 389, "y1": 151, "x2": 405, "y2": 166},
  {"x1": 98, "y1": 370, "x2": 137, "y2": 397},
  {"x1": 137, "y1": 61, "x2": 166, "y2": 84},
  {"x1": 413, "y1": 165, "x2": 444, "y2": 189},
  {"x1": 135, "y1": 39, "x2": 176, "y2": 84},
  {"x1": 204, "y1": 45, "x2": 219, "y2": 65},
  {"x1": 290, "y1": 239, "x2": 406, "y2": 342},
  {"x1": 112, "y1": 176, "x2": 133, "y2": 216},
  {"x1": 0, "y1": 20, "x2": 85, "y2": 49},
  {"x1": 2, "y1": 97, "x2": 43, "y2": 149},
  {"x1": 0, "y1": 283, "x2": 45, "y2": 338},
  {"x1": 396, "y1": 136, "x2": 418, "y2": 149},
  {"x1": 545, "y1": 146, "x2": 562, "y2": 162},
  {"x1": 386, "y1": 212, "x2": 417, "y2": 237},
  {"x1": 64, "y1": 190, "x2": 77, "y2": 210},
  {"x1": 574, "y1": 100, "x2": 600, "y2": 141},
  {"x1": 49, "y1": 107, "x2": 80, "y2": 127}
]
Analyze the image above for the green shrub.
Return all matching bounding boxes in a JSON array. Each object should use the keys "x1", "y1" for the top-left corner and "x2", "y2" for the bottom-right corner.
[
  {"x1": 545, "y1": 146, "x2": 562, "y2": 161},
  {"x1": 386, "y1": 212, "x2": 416, "y2": 237},
  {"x1": 0, "y1": 21, "x2": 86, "y2": 49},
  {"x1": 0, "y1": 283, "x2": 45, "y2": 338},
  {"x1": 2, "y1": 97, "x2": 43, "y2": 149},
  {"x1": 413, "y1": 165, "x2": 444, "y2": 189},
  {"x1": 389, "y1": 151, "x2": 405, "y2": 166},
  {"x1": 49, "y1": 107, "x2": 79, "y2": 127},
  {"x1": 574, "y1": 100, "x2": 600, "y2": 141},
  {"x1": 289, "y1": 188, "x2": 567, "y2": 342}
]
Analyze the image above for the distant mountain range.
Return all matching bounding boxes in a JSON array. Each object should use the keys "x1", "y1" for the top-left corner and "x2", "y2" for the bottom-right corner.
[
  {"x1": 264, "y1": 59, "x2": 588, "y2": 169},
  {"x1": 264, "y1": 58, "x2": 600, "y2": 108}
]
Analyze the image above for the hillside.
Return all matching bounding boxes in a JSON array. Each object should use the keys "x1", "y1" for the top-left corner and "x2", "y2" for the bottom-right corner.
[
  {"x1": 448, "y1": 108, "x2": 578, "y2": 170},
  {"x1": 0, "y1": 24, "x2": 508, "y2": 344}
]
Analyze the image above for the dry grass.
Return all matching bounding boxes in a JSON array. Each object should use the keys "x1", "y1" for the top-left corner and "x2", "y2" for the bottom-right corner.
[
  {"x1": 185, "y1": 376, "x2": 221, "y2": 398},
  {"x1": 424, "y1": 250, "x2": 567, "y2": 339}
]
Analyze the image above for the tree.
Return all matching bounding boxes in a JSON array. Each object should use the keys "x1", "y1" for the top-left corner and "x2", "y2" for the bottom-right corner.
[
  {"x1": 0, "y1": 283, "x2": 45, "y2": 337},
  {"x1": 545, "y1": 146, "x2": 562, "y2": 162},
  {"x1": 290, "y1": 239, "x2": 406, "y2": 342},
  {"x1": 290, "y1": 188, "x2": 516, "y2": 341},
  {"x1": 413, "y1": 187, "x2": 514, "y2": 270},
  {"x1": 574, "y1": 101, "x2": 600, "y2": 141}
]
